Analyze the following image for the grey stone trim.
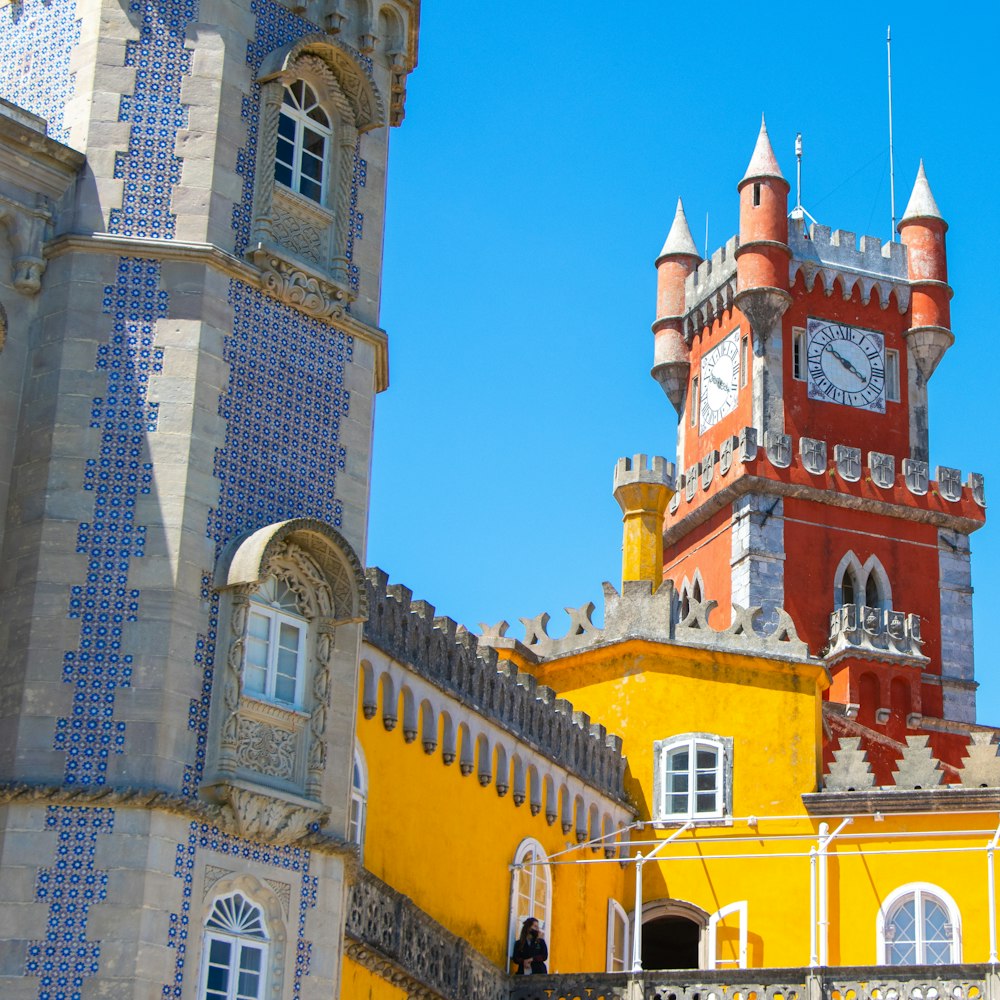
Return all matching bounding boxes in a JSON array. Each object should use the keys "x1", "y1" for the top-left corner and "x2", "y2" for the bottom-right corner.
[
  {"x1": 825, "y1": 605, "x2": 927, "y2": 667},
  {"x1": 803, "y1": 786, "x2": 1000, "y2": 815},
  {"x1": 363, "y1": 569, "x2": 629, "y2": 805},
  {"x1": 891, "y1": 736, "x2": 944, "y2": 789},
  {"x1": 682, "y1": 235, "x2": 738, "y2": 340},
  {"x1": 44, "y1": 233, "x2": 391, "y2": 390},
  {"x1": 651, "y1": 733, "x2": 734, "y2": 822},
  {"x1": 510, "y1": 966, "x2": 991, "y2": 1000},
  {"x1": 345, "y1": 867, "x2": 507, "y2": 1000},
  {"x1": 824, "y1": 737, "x2": 875, "y2": 792},
  {"x1": 938, "y1": 529, "x2": 976, "y2": 723},
  {"x1": 731, "y1": 493, "x2": 785, "y2": 619},
  {"x1": 959, "y1": 732, "x2": 1000, "y2": 788},
  {"x1": 0, "y1": 781, "x2": 358, "y2": 860}
]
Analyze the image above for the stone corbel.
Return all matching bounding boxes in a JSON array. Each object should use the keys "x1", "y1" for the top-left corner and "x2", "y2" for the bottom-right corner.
[
  {"x1": 1, "y1": 196, "x2": 51, "y2": 295},
  {"x1": 221, "y1": 783, "x2": 328, "y2": 846},
  {"x1": 252, "y1": 245, "x2": 355, "y2": 323}
]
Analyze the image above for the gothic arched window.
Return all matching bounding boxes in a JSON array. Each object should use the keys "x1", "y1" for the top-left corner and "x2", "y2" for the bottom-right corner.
[
  {"x1": 274, "y1": 80, "x2": 332, "y2": 204},
  {"x1": 201, "y1": 893, "x2": 269, "y2": 1000}
]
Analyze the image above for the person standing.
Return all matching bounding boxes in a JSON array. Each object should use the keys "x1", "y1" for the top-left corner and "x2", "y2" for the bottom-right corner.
[{"x1": 511, "y1": 917, "x2": 548, "y2": 975}]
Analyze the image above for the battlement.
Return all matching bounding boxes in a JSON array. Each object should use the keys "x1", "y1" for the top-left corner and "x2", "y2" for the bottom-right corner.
[
  {"x1": 684, "y1": 234, "x2": 739, "y2": 315},
  {"x1": 613, "y1": 453, "x2": 675, "y2": 492},
  {"x1": 790, "y1": 219, "x2": 910, "y2": 311},
  {"x1": 363, "y1": 568, "x2": 628, "y2": 804}
]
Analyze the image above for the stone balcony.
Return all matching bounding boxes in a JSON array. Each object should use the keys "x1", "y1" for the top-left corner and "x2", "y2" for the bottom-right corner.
[
  {"x1": 825, "y1": 604, "x2": 927, "y2": 666},
  {"x1": 509, "y1": 965, "x2": 994, "y2": 1000}
]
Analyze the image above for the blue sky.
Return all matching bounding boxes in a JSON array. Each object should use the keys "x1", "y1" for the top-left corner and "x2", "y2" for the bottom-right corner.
[{"x1": 370, "y1": 3, "x2": 1000, "y2": 723}]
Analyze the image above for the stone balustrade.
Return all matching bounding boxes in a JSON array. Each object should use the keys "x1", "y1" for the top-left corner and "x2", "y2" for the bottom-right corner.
[{"x1": 826, "y1": 603, "x2": 926, "y2": 664}]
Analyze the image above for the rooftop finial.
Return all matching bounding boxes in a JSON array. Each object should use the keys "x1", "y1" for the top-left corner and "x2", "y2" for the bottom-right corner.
[
  {"x1": 658, "y1": 198, "x2": 700, "y2": 260},
  {"x1": 899, "y1": 160, "x2": 945, "y2": 228},
  {"x1": 742, "y1": 115, "x2": 785, "y2": 183}
]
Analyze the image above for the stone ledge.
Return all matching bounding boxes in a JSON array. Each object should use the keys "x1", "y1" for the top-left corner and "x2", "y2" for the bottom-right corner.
[{"x1": 803, "y1": 786, "x2": 1000, "y2": 815}]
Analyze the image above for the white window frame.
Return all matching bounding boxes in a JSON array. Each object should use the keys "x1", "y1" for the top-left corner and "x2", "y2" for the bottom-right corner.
[
  {"x1": 508, "y1": 838, "x2": 552, "y2": 963},
  {"x1": 199, "y1": 893, "x2": 270, "y2": 1000},
  {"x1": 690, "y1": 376, "x2": 699, "y2": 428},
  {"x1": 708, "y1": 900, "x2": 748, "y2": 969},
  {"x1": 606, "y1": 898, "x2": 630, "y2": 972},
  {"x1": 349, "y1": 743, "x2": 367, "y2": 852},
  {"x1": 653, "y1": 733, "x2": 733, "y2": 822},
  {"x1": 274, "y1": 80, "x2": 332, "y2": 205},
  {"x1": 886, "y1": 348, "x2": 901, "y2": 402},
  {"x1": 740, "y1": 332, "x2": 749, "y2": 387},
  {"x1": 792, "y1": 327, "x2": 806, "y2": 381},
  {"x1": 245, "y1": 599, "x2": 307, "y2": 708},
  {"x1": 877, "y1": 882, "x2": 961, "y2": 965}
]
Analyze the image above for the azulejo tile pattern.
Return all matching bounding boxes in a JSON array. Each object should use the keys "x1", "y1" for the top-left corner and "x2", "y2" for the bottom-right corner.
[
  {"x1": 207, "y1": 279, "x2": 352, "y2": 550},
  {"x1": 0, "y1": 0, "x2": 80, "y2": 144},
  {"x1": 232, "y1": 0, "x2": 314, "y2": 256},
  {"x1": 163, "y1": 823, "x2": 318, "y2": 998},
  {"x1": 26, "y1": 809, "x2": 113, "y2": 1000},
  {"x1": 346, "y1": 140, "x2": 367, "y2": 294},
  {"x1": 182, "y1": 573, "x2": 219, "y2": 797},
  {"x1": 108, "y1": 0, "x2": 198, "y2": 238}
]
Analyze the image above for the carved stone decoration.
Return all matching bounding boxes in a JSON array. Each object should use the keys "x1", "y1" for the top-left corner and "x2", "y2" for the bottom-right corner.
[
  {"x1": 701, "y1": 450, "x2": 717, "y2": 490},
  {"x1": 0, "y1": 198, "x2": 52, "y2": 295},
  {"x1": 220, "y1": 588, "x2": 253, "y2": 762},
  {"x1": 203, "y1": 865, "x2": 232, "y2": 895},
  {"x1": 826, "y1": 604, "x2": 925, "y2": 664},
  {"x1": 834, "y1": 444, "x2": 861, "y2": 483},
  {"x1": 936, "y1": 465, "x2": 962, "y2": 502},
  {"x1": 825, "y1": 736, "x2": 875, "y2": 791},
  {"x1": 765, "y1": 432, "x2": 792, "y2": 469},
  {"x1": 739, "y1": 426, "x2": 758, "y2": 462},
  {"x1": 222, "y1": 786, "x2": 328, "y2": 845},
  {"x1": 891, "y1": 735, "x2": 944, "y2": 790},
  {"x1": 869, "y1": 451, "x2": 895, "y2": 489},
  {"x1": 903, "y1": 457, "x2": 929, "y2": 495},
  {"x1": 968, "y1": 472, "x2": 986, "y2": 508},
  {"x1": 800, "y1": 436, "x2": 827, "y2": 475},
  {"x1": 307, "y1": 623, "x2": 336, "y2": 794},
  {"x1": 860, "y1": 605, "x2": 881, "y2": 638},
  {"x1": 0, "y1": 300, "x2": 7, "y2": 355},
  {"x1": 684, "y1": 464, "x2": 698, "y2": 501},
  {"x1": 13, "y1": 256, "x2": 45, "y2": 294},
  {"x1": 669, "y1": 489, "x2": 680, "y2": 515},
  {"x1": 264, "y1": 878, "x2": 292, "y2": 915},
  {"x1": 959, "y1": 731, "x2": 1000, "y2": 788},
  {"x1": 253, "y1": 248, "x2": 351, "y2": 323},
  {"x1": 270, "y1": 200, "x2": 327, "y2": 264},
  {"x1": 234, "y1": 719, "x2": 297, "y2": 780},
  {"x1": 719, "y1": 435, "x2": 735, "y2": 476}
]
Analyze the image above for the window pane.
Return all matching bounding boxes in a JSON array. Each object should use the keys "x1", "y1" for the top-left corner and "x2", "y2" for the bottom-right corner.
[
  {"x1": 668, "y1": 793, "x2": 688, "y2": 814},
  {"x1": 244, "y1": 662, "x2": 266, "y2": 697},
  {"x1": 274, "y1": 162, "x2": 292, "y2": 188},
  {"x1": 925, "y1": 941, "x2": 951, "y2": 964},
  {"x1": 299, "y1": 178, "x2": 322, "y2": 203},
  {"x1": 307, "y1": 105, "x2": 330, "y2": 128},
  {"x1": 274, "y1": 673, "x2": 296, "y2": 704},
  {"x1": 277, "y1": 111, "x2": 296, "y2": 140},
  {"x1": 278, "y1": 622, "x2": 300, "y2": 652},
  {"x1": 696, "y1": 770, "x2": 717, "y2": 792},
  {"x1": 696, "y1": 747, "x2": 717, "y2": 770},
  {"x1": 275, "y1": 136, "x2": 296, "y2": 167},
  {"x1": 668, "y1": 771, "x2": 689, "y2": 794},
  {"x1": 667, "y1": 748, "x2": 689, "y2": 773},
  {"x1": 302, "y1": 127, "x2": 326, "y2": 158},
  {"x1": 696, "y1": 791, "x2": 717, "y2": 812},
  {"x1": 889, "y1": 941, "x2": 917, "y2": 965}
]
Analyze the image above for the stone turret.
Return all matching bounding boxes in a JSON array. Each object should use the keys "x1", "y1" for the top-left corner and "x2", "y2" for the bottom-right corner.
[
  {"x1": 652, "y1": 199, "x2": 701, "y2": 414},
  {"x1": 734, "y1": 117, "x2": 791, "y2": 338},
  {"x1": 613, "y1": 454, "x2": 675, "y2": 586}
]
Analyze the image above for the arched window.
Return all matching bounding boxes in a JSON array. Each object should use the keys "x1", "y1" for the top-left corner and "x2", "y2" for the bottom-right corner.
[
  {"x1": 866, "y1": 573, "x2": 881, "y2": 610},
  {"x1": 834, "y1": 553, "x2": 892, "y2": 612},
  {"x1": 840, "y1": 566, "x2": 857, "y2": 607},
  {"x1": 274, "y1": 80, "x2": 332, "y2": 204},
  {"x1": 607, "y1": 898, "x2": 630, "y2": 972},
  {"x1": 349, "y1": 743, "x2": 367, "y2": 850},
  {"x1": 878, "y1": 884, "x2": 960, "y2": 965},
  {"x1": 245, "y1": 576, "x2": 307, "y2": 707},
  {"x1": 200, "y1": 893, "x2": 269, "y2": 1000},
  {"x1": 509, "y1": 839, "x2": 552, "y2": 960}
]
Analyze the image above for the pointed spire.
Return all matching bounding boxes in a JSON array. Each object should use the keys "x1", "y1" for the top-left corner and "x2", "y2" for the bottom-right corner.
[
  {"x1": 658, "y1": 198, "x2": 700, "y2": 259},
  {"x1": 741, "y1": 114, "x2": 785, "y2": 183},
  {"x1": 899, "y1": 160, "x2": 944, "y2": 226}
]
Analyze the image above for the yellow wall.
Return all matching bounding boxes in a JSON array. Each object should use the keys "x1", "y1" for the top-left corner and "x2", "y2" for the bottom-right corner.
[
  {"x1": 354, "y1": 673, "x2": 628, "y2": 975},
  {"x1": 341, "y1": 955, "x2": 408, "y2": 1000}
]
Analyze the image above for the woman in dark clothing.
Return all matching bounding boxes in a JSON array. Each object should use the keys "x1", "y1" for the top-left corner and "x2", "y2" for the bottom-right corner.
[{"x1": 511, "y1": 917, "x2": 548, "y2": 974}]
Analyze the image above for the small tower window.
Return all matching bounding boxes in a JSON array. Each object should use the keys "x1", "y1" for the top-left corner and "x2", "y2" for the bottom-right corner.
[
  {"x1": 753, "y1": 183, "x2": 761, "y2": 207},
  {"x1": 201, "y1": 893, "x2": 269, "y2": 1000},
  {"x1": 886, "y1": 349, "x2": 901, "y2": 402},
  {"x1": 865, "y1": 573, "x2": 881, "y2": 610},
  {"x1": 245, "y1": 577, "x2": 307, "y2": 707},
  {"x1": 840, "y1": 567, "x2": 857, "y2": 607},
  {"x1": 274, "y1": 80, "x2": 332, "y2": 204},
  {"x1": 690, "y1": 377, "x2": 699, "y2": 428},
  {"x1": 792, "y1": 329, "x2": 805, "y2": 381},
  {"x1": 740, "y1": 334, "x2": 749, "y2": 387}
]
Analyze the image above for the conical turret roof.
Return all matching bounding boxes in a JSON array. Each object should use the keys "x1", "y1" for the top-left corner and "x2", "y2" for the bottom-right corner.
[
  {"x1": 658, "y1": 198, "x2": 700, "y2": 259},
  {"x1": 741, "y1": 115, "x2": 785, "y2": 183},
  {"x1": 899, "y1": 160, "x2": 945, "y2": 227}
]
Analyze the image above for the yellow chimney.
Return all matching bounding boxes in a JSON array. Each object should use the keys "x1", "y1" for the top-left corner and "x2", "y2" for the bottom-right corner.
[{"x1": 613, "y1": 454, "x2": 676, "y2": 586}]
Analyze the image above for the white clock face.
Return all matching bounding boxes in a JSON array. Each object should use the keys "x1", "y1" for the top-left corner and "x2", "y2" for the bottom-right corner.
[
  {"x1": 699, "y1": 330, "x2": 740, "y2": 432},
  {"x1": 806, "y1": 319, "x2": 886, "y2": 413}
]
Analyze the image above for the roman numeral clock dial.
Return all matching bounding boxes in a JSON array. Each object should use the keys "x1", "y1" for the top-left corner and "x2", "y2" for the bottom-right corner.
[
  {"x1": 699, "y1": 330, "x2": 740, "y2": 432},
  {"x1": 805, "y1": 318, "x2": 886, "y2": 413}
]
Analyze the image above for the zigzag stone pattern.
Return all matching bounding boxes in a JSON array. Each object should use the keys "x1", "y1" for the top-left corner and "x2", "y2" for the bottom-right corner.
[{"x1": 363, "y1": 569, "x2": 627, "y2": 803}]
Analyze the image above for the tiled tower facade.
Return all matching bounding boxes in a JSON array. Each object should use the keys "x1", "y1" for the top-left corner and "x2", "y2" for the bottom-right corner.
[{"x1": 0, "y1": 0, "x2": 419, "y2": 997}]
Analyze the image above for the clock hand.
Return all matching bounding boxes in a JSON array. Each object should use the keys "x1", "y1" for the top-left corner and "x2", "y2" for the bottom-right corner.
[
  {"x1": 828, "y1": 347, "x2": 865, "y2": 382},
  {"x1": 706, "y1": 373, "x2": 729, "y2": 391}
]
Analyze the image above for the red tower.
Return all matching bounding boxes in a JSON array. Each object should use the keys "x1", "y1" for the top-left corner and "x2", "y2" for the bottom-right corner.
[{"x1": 654, "y1": 123, "x2": 985, "y2": 783}]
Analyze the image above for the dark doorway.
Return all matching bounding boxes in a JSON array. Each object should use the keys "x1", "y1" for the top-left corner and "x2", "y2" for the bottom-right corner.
[{"x1": 641, "y1": 916, "x2": 701, "y2": 969}]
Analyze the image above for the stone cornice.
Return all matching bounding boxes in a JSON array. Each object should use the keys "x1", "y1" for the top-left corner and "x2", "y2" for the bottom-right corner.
[
  {"x1": 803, "y1": 786, "x2": 1000, "y2": 816},
  {"x1": 664, "y1": 472, "x2": 983, "y2": 549},
  {"x1": 44, "y1": 233, "x2": 390, "y2": 392},
  {"x1": 0, "y1": 781, "x2": 359, "y2": 869}
]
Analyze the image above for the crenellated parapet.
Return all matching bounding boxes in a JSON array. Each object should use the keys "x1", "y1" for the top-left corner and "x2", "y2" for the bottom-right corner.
[
  {"x1": 789, "y1": 220, "x2": 910, "y2": 311},
  {"x1": 363, "y1": 568, "x2": 628, "y2": 804},
  {"x1": 479, "y1": 579, "x2": 811, "y2": 665},
  {"x1": 682, "y1": 235, "x2": 739, "y2": 339},
  {"x1": 665, "y1": 426, "x2": 985, "y2": 540},
  {"x1": 826, "y1": 604, "x2": 927, "y2": 666}
]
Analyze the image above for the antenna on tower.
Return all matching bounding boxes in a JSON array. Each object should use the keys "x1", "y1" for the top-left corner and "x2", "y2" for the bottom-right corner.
[
  {"x1": 887, "y1": 25, "x2": 897, "y2": 241},
  {"x1": 789, "y1": 132, "x2": 818, "y2": 228}
]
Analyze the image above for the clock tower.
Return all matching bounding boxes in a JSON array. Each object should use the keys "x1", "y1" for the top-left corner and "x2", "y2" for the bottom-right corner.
[{"x1": 653, "y1": 120, "x2": 984, "y2": 780}]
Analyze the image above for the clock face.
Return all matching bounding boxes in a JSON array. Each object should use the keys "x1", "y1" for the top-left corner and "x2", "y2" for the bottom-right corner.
[
  {"x1": 806, "y1": 319, "x2": 886, "y2": 413},
  {"x1": 699, "y1": 330, "x2": 740, "y2": 432}
]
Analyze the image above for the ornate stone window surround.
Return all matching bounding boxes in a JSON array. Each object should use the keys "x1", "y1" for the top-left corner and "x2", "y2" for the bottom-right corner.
[
  {"x1": 250, "y1": 38, "x2": 385, "y2": 312},
  {"x1": 208, "y1": 519, "x2": 367, "y2": 844}
]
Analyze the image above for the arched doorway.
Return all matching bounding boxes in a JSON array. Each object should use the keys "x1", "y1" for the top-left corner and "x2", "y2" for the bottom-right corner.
[{"x1": 640, "y1": 900, "x2": 708, "y2": 970}]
